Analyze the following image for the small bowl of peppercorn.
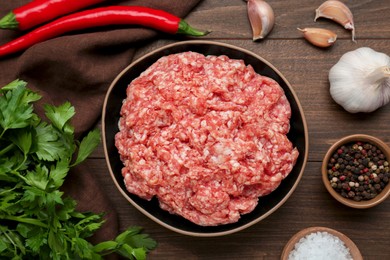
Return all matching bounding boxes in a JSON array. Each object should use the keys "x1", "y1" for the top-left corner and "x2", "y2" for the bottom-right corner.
[{"x1": 322, "y1": 134, "x2": 390, "y2": 209}]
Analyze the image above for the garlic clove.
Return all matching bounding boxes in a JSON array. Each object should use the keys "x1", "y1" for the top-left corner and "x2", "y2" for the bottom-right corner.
[
  {"x1": 247, "y1": 0, "x2": 275, "y2": 41},
  {"x1": 314, "y1": 0, "x2": 356, "y2": 42},
  {"x1": 298, "y1": 27, "x2": 337, "y2": 48},
  {"x1": 329, "y1": 47, "x2": 390, "y2": 113}
]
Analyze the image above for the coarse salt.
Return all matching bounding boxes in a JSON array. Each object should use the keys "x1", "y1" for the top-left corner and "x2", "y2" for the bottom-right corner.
[{"x1": 288, "y1": 231, "x2": 353, "y2": 260}]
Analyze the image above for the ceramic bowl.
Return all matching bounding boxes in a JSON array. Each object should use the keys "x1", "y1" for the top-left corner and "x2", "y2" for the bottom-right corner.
[
  {"x1": 102, "y1": 40, "x2": 308, "y2": 236},
  {"x1": 322, "y1": 134, "x2": 390, "y2": 209},
  {"x1": 281, "y1": 226, "x2": 363, "y2": 260}
]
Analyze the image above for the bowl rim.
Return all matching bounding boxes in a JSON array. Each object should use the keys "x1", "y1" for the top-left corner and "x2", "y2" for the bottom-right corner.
[
  {"x1": 280, "y1": 226, "x2": 363, "y2": 260},
  {"x1": 102, "y1": 40, "x2": 309, "y2": 237},
  {"x1": 322, "y1": 134, "x2": 390, "y2": 209}
]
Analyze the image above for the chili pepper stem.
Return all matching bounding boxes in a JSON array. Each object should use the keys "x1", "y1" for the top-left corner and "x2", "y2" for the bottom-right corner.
[
  {"x1": 178, "y1": 20, "x2": 209, "y2": 36},
  {"x1": 0, "y1": 12, "x2": 18, "y2": 29}
]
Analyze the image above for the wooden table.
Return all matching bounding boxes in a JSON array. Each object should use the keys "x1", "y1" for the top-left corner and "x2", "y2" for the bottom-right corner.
[{"x1": 88, "y1": 1, "x2": 390, "y2": 259}]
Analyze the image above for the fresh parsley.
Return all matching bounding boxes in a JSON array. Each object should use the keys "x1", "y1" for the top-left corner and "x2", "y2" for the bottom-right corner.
[{"x1": 0, "y1": 80, "x2": 157, "y2": 259}]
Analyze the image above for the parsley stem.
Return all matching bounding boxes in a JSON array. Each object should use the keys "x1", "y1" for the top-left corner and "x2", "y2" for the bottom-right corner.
[
  {"x1": 1, "y1": 215, "x2": 48, "y2": 228},
  {"x1": 0, "y1": 128, "x2": 7, "y2": 139},
  {"x1": 14, "y1": 154, "x2": 27, "y2": 172},
  {"x1": 0, "y1": 143, "x2": 15, "y2": 156},
  {"x1": 9, "y1": 169, "x2": 28, "y2": 183}
]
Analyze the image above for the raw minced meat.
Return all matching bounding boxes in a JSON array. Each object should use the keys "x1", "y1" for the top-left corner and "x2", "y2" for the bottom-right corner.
[{"x1": 115, "y1": 51, "x2": 299, "y2": 226}]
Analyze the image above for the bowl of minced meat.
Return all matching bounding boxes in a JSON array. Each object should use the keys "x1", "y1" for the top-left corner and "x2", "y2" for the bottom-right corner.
[{"x1": 102, "y1": 40, "x2": 308, "y2": 236}]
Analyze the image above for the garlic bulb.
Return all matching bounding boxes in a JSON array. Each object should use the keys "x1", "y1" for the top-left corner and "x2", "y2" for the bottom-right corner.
[{"x1": 329, "y1": 47, "x2": 390, "y2": 113}]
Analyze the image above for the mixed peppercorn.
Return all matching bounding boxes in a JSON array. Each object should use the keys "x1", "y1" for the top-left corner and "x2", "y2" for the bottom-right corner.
[{"x1": 327, "y1": 141, "x2": 390, "y2": 201}]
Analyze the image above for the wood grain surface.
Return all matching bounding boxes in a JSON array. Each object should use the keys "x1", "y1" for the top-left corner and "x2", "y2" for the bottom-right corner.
[{"x1": 90, "y1": 1, "x2": 390, "y2": 259}]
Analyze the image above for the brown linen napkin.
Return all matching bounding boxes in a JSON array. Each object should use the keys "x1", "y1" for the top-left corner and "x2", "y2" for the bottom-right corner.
[{"x1": 0, "y1": 0, "x2": 202, "y2": 246}]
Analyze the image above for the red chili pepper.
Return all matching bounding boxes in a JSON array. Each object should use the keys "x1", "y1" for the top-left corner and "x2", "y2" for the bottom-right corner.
[
  {"x1": 0, "y1": 0, "x2": 107, "y2": 31},
  {"x1": 0, "y1": 6, "x2": 209, "y2": 58}
]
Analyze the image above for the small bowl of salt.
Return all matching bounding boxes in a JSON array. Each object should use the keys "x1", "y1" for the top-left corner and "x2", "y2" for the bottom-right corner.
[{"x1": 281, "y1": 226, "x2": 362, "y2": 260}]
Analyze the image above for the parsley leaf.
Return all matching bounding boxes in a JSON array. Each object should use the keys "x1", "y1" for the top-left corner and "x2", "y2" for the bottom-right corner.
[
  {"x1": 0, "y1": 81, "x2": 40, "y2": 135},
  {"x1": 72, "y1": 128, "x2": 101, "y2": 166},
  {"x1": 47, "y1": 160, "x2": 69, "y2": 190},
  {"x1": 24, "y1": 226, "x2": 48, "y2": 253},
  {"x1": 44, "y1": 102, "x2": 75, "y2": 134},
  {"x1": 34, "y1": 121, "x2": 70, "y2": 161},
  {"x1": 116, "y1": 227, "x2": 158, "y2": 252},
  {"x1": 8, "y1": 128, "x2": 32, "y2": 155},
  {"x1": 94, "y1": 227, "x2": 157, "y2": 259},
  {"x1": 25, "y1": 166, "x2": 50, "y2": 191},
  {"x1": 0, "y1": 79, "x2": 27, "y2": 91}
]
